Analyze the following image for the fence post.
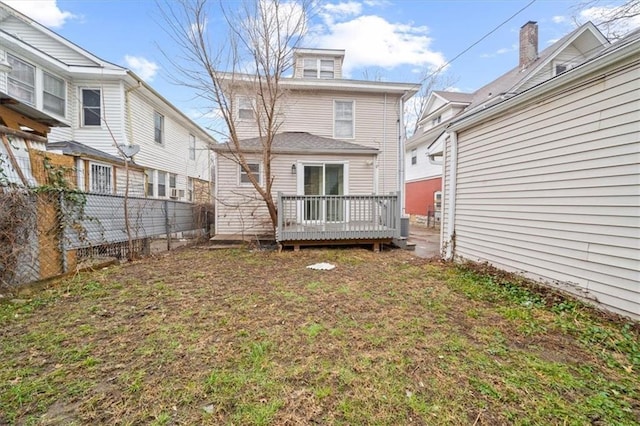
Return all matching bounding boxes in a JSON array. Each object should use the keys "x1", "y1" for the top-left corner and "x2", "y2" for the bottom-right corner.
[
  {"x1": 396, "y1": 191, "x2": 402, "y2": 239},
  {"x1": 165, "y1": 200, "x2": 171, "y2": 251},
  {"x1": 58, "y1": 190, "x2": 68, "y2": 273}
]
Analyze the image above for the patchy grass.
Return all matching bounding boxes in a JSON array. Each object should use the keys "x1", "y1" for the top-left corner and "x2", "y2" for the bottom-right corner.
[{"x1": 1, "y1": 248, "x2": 638, "y2": 425}]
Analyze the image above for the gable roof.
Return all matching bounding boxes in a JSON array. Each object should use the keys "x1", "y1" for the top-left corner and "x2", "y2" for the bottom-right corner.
[
  {"x1": 464, "y1": 21, "x2": 608, "y2": 113},
  {"x1": 212, "y1": 132, "x2": 379, "y2": 155},
  {"x1": 432, "y1": 91, "x2": 474, "y2": 104},
  {"x1": 449, "y1": 25, "x2": 639, "y2": 132}
]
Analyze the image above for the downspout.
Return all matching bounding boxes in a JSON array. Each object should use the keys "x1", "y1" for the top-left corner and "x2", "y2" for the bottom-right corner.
[
  {"x1": 382, "y1": 93, "x2": 386, "y2": 193},
  {"x1": 398, "y1": 93, "x2": 406, "y2": 214},
  {"x1": 445, "y1": 130, "x2": 458, "y2": 260}
]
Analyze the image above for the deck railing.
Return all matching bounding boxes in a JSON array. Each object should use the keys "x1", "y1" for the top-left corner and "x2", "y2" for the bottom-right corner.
[{"x1": 276, "y1": 192, "x2": 401, "y2": 242}]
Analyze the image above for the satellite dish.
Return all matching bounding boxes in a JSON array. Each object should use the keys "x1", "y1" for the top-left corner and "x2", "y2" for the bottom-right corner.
[{"x1": 118, "y1": 144, "x2": 140, "y2": 158}]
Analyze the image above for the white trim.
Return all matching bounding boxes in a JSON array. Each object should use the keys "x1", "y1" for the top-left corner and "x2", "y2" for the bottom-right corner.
[
  {"x1": 89, "y1": 161, "x2": 113, "y2": 194},
  {"x1": 445, "y1": 132, "x2": 457, "y2": 260}
]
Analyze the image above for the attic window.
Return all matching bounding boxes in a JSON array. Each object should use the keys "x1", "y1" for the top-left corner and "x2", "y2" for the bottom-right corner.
[
  {"x1": 303, "y1": 58, "x2": 334, "y2": 79},
  {"x1": 553, "y1": 60, "x2": 575, "y2": 76},
  {"x1": 431, "y1": 115, "x2": 442, "y2": 126}
]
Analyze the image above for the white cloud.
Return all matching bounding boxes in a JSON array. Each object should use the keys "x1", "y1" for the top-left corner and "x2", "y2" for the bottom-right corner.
[
  {"x1": 579, "y1": 4, "x2": 640, "y2": 38},
  {"x1": 552, "y1": 15, "x2": 567, "y2": 24},
  {"x1": 124, "y1": 55, "x2": 159, "y2": 81},
  {"x1": 323, "y1": 2, "x2": 362, "y2": 18},
  {"x1": 311, "y1": 13, "x2": 446, "y2": 76},
  {"x1": 4, "y1": 0, "x2": 76, "y2": 28}
]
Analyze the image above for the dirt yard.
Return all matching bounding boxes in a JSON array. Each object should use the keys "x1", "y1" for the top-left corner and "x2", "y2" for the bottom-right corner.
[{"x1": 1, "y1": 247, "x2": 638, "y2": 425}]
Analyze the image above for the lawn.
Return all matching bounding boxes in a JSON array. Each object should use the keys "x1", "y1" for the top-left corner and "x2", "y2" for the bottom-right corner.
[{"x1": 1, "y1": 247, "x2": 638, "y2": 425}]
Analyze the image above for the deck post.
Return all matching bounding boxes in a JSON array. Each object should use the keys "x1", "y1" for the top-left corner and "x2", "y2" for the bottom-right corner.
[
  {"x1": 395, "y1": 191, "x2": 402, "y2": 239},
  {"x1": 277, "y1": 192, "x2": 283, "y2": 242}
]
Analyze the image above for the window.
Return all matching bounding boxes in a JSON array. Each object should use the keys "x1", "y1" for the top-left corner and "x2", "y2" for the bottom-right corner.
[
  {"x1": 169, "y1": 173, "x2": 176, "y2": 189},
  {"x1": 237, "y1": 97, "x2": 253, "y2": 120},
  {"x1": 157, "y1": 171, "x2": 166, "y2": 196},
  {"x1": 189, "y1": 134, "x2": 196, "y2": 160},
  {"x1": 240, "y1": 163, "x2": 260, "y2": 185},
  {"x1": 7, "y1": 54, "x2": 35, "y2": 105},
  {"x1": 187, "y1": 177, "x2": 194, "y2": 202},
  {"x1": 411, "y1": 148, "x2": 417, "y2": 165},
  {"x1": 82, "y1": 89, "x2": 101, "y2": 126},
  {"x1": 43, "y1": 72, "x2": 65, "y2": 116},
  {"x1": 553, "y1": 61, "x2": 575, "y2": 76},
  {"x1": 154, "y1": 112, "x2": 164, "y2": 144},
  {"x1": 303, "y1": 58, "x2": 334, "y2": 79},
  {"x1": 334, "y1": 100, "x2": 354, "y2": 138},
  {"x1": 146, "y1": 169, "x2": 154, "y2": 197},
  {"x1": 90, "y1": 163, "x2": 112, "y2": 194},
  {"x1": 431, "y1": 115, "x2": 441, "y2": 126}
]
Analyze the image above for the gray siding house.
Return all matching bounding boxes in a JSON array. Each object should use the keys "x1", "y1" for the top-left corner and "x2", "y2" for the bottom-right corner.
[
  {"x1": 213, "y1": 48, "x2": 417, "y2": 248},
  {"x1": 439, "y1": 29, "x2": 640, "y2": 319}
]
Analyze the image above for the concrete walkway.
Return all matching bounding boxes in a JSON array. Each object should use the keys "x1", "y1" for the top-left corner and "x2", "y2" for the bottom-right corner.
[{"x1": 408, "y1": 224, "x2": 441, "y2": 258}]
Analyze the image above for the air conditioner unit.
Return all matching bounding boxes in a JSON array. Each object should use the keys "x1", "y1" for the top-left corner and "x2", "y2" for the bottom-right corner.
[{"x1": 169, "y1": 187, "x2": 179, "y2": 198}]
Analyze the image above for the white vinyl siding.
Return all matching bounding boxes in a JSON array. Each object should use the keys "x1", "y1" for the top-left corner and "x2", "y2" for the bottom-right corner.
[
  {"x1": 215, "y1": 153, "x2": 375, "y2": 236},
  {"x1": 445, "y1": 57, "x2": 640, "y2": 319},
  {"x1": 234, "y1": 90, "x2": 401, "y2": 195}
]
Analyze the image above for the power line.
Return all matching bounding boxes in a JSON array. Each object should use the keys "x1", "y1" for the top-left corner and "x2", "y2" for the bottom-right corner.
[{"x1": 419, "y1": 0, "x2": 538, "y2": 86}]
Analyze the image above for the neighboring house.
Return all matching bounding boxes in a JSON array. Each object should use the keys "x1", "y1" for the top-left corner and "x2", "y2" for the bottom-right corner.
[
  {"x1": 0, "y1": 2, "x2": 216, "y2": 202},
  {"x1": 213, "y1": 48, "x2": 417, "y2": 247},
  {"x1": 406, "y1": 21, "x2": 610, "y2": 223},
  {"x1": 405, "y1": 91, "x2": 472, "y2": 221},
  {"x1": 438, "y1": 28, "x2": 639, "y2": 319},
  {"x1": 47, "y1": 140, "x2": 146, "y2": 197}
]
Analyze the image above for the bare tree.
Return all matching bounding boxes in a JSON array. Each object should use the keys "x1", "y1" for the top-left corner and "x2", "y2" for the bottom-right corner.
[
  {"x1": 572, "y1": 0, "x2": 640, "y2": 40},
  {"x1": 406, "y1": 70, "x2": 459, "y2": 137},
  {"x1": 159, "y1": 0, "x2": 311, "y2": 232}
]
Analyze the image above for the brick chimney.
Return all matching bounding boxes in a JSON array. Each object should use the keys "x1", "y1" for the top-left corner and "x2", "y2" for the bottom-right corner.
[{"x1": 519, "y1": 21, "x2": 538, "y2": 69}]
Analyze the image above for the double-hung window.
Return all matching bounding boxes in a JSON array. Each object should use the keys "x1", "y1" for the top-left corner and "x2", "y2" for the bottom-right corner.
[
  {"x1": 187, "y1": 177, "x2": 194, "y2": 202},
  {"x1": 82, "y1": 89, "x2": 101, "y2": 126},
  {"x1": 189, "y1": 134, "x2": 196, "y2": 160},
  {"x1": 303, "y1": 58, "x2": 334, "y2": 79},
  {"x1": 334, "y1": 100, "x2": 354, "y2": 139},
  {"x1": 43, "y1": 72, "x2": 66, "y2": 116},
  {"x1": 154, "y1": 112, "x2": 164, "y2": 144},
  {"x1": 90, "y1": 163, "x2": 112, "y2": 194},
  {"x1": 146, "y1": 169, "x2": 154, "y2": 197},
  {"x1": 411, "y1": 148, "x2": 417, "y2": 165},
  {"x1": 237, "y1": 97, "x2": 254, "y2": 120},
  {"x1": 157, "y1": 171, "x2": 167, "y2": 196},
  {"x1": 240, "y1": 163, "x2": 260, "y2": 185},
  {"x1": 7, "y1": 54, "x2": 35, "y2": 105}
]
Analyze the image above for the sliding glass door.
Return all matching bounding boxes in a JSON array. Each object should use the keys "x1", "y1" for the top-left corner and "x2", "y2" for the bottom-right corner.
[{"x1": 301, "y1": 163, "x2": 346, "y2": 222}]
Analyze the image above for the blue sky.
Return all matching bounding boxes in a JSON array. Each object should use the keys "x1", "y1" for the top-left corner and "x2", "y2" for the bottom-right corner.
[{"x1": 4, "y1": 0, "x2": 637, "y2": 130}]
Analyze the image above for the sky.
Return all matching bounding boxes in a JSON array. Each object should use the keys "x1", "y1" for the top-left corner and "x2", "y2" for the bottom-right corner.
[{"x1": 3, "y1": 0, "x2": 638, "y2": 133}]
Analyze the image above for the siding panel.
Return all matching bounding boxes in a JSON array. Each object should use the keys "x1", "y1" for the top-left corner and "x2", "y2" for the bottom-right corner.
[{"x1": 449, "y1": 55, "x2": 640, "y2": 319}]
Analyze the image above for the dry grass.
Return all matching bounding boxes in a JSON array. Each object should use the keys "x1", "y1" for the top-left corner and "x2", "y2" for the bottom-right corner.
[{"x1": 1, "y1": 247, "x2": 638, "y2": 425}]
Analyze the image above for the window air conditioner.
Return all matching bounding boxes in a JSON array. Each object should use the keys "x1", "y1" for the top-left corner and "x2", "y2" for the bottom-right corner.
[{"x1": 169, "y1": 187, "x2": 179, "y2": 199}]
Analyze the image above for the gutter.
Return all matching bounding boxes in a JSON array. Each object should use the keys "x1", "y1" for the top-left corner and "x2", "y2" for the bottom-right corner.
[{"x1": 445, "y1": 131, "x2": 458, "y2": 260}]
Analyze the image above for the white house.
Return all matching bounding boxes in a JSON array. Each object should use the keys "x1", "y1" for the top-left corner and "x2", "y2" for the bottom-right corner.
[
  {"x1": 213, "y1": 48, "x2": 417, "y2": 247},
  {"x1": 439, "y1": 28, "x2": 640, "y2": 319},
  {"x1": 0, "y1": 1, "x2": 216, "y2": 202},
  {"x1": 406, "y1": 21, "x2": 610, "y2": 223}
]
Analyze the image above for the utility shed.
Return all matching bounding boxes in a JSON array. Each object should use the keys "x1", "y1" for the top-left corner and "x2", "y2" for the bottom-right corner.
[{"x1": 441, "y1": 31, "x2": 640, "y2": 319}]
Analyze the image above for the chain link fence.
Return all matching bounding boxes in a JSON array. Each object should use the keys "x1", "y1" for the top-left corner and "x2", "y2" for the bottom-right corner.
[{"x1": 0, "y1": 186, "x2": 212, "y2": 289}]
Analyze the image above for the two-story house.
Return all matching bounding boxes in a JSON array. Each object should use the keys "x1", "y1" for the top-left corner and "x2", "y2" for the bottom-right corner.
[
  {"x1": 405, "y1": 21, "x2": 609, "y2": 223},
  {"x1": 212, "y1": 48, "x2": 417, "y2": 248},
  {"x1": 0, "y1": 2, "x2": 216, "y2": 202}
]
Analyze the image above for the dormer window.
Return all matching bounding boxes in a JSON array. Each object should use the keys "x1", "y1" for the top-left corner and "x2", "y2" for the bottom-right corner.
[
  {"x1": 431, "y1": 115, "x2": 442, "y2": 126},
  {"x1": 303, "y1": 58, "x2": 334, "y2": 79}
]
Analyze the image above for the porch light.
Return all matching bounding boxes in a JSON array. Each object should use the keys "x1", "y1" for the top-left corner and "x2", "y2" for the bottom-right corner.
[{"x1": 291, "y1": 164, "x2": 296, "y2": 174}]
